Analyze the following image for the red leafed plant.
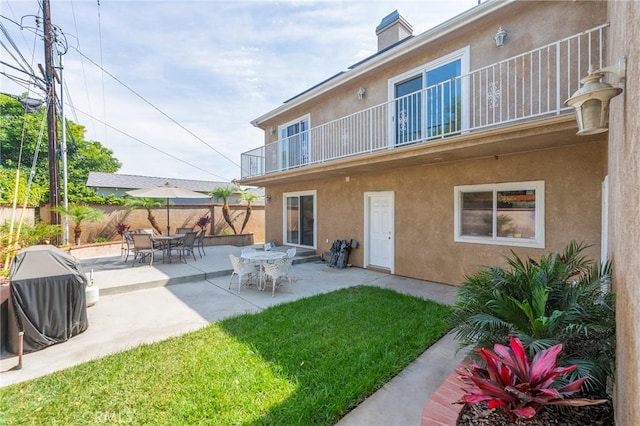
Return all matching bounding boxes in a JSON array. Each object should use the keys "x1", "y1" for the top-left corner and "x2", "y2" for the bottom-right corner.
[
  {"x1": 116, "y1": 223, "x2": 130, "y2": 235},
  {"x1": 196, "y1": 215, "x2": 211, "y2": 230},
  {"x1": 457, "y1": 336, "x2": 607, "y2": 422}
]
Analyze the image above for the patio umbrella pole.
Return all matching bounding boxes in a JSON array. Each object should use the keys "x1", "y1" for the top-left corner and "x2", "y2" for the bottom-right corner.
[{"x1": 166, "y1": 199, "x2": 170, "y2": 235}]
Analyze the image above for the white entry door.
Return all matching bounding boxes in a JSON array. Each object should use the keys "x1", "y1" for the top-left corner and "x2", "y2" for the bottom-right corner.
[{"x1": 365, "y1": 192, "x2": 394, "y2": 272}]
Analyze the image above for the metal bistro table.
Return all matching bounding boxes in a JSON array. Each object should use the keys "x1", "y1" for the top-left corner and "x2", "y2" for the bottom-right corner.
[
  {"x1": 241, "y1": 251, "x2": 287, "y2": 290},
  {"x1": 154, "y1": 234, "x2": 185, "y2": 263}
]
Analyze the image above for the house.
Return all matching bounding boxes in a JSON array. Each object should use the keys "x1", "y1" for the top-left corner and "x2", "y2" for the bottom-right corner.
[
  {"x1": 240, "y1": 1, "x2": 639, "y2": 423},
  {"x1": 86, "y1": 172, "x2": 264, "y2": 205},
  {"x1": 242, "y1": 1, "x2": 609, "y2": 284}
]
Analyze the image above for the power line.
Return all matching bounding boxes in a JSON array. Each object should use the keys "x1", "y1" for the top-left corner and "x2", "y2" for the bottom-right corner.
[
  {"x1": 70, "y1": 46, "x2": 241, "y2": 169},
  {"x1": 71, "y1": 105, "x2": 232, "y2": 181}
]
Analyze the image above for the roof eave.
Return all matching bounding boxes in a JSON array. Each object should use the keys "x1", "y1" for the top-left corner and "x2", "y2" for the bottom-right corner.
[{"x1": 251, "y1": 0, "x2": 514, "y2": 128}]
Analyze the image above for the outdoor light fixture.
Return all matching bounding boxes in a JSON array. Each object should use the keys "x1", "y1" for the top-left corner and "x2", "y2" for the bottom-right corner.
[
  {"x1": 357, "y1": 87, "x2": 366, "y2": 101},
  {"x1": 565, "y1": 58, "x2": 626, "y2": 135},
  {"x1": 269, "y1": 126, "x2": 276, "y2": 136},
  {"x1": 494, "y1": 27, "x2": 507, "y2": 47}
]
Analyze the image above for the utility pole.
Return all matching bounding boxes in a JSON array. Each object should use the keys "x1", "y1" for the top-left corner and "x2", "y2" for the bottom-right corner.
[{"x1": 43, "y1": 0, "x2": 61, "y2": 241}]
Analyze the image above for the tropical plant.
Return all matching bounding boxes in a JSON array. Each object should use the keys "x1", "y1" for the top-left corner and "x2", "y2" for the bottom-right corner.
[
  {"x1": 449, "y1": 241, "x2": 615, "y2": 394},
  {"x1": 1, "y1": 220, "x2": 62, "y2": 275},
  {"x1": 52, "y1": 204, "x2": 105, "y2": 245},
  {"x1": 124, "y1": 197, "x2": 164, "y2": 235},
  {"x1": 238, "y1": 189, "x2": 259, "y2": 234},
  {"x1": 457, "y1": 336, "x2": 607, "y2": 422},
  {"x1": 116, "y1": 223, "x2": 130, "y2": 236},
  {"x1": 195, "y1": 215, "x2": 210, "y2": 231},
  {"x1": 209, "y1": 185, "x2": 239, "y2": 235}
]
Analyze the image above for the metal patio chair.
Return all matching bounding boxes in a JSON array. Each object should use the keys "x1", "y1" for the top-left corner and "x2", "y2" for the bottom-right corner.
[
  {"x1": 262, "y1": 257, "x2": 293, "y2": 297},
  {"x1": 229, "y1": 254, "x2": 256, "y2": 294},
  {"x1": 131, "y1": 233, "x2": 161, "y2": 266}
]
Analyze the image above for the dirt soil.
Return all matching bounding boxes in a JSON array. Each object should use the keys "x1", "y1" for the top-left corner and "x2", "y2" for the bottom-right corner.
[{"x1": 457, "y1": 399, "x2": 614, "y2": 425}]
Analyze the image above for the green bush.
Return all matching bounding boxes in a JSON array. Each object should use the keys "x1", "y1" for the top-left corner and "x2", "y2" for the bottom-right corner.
[{"x1": 449, "y1": 241, "x2": 615, "y2": 394}]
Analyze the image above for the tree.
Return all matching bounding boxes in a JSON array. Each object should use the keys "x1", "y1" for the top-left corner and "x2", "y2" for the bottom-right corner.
[
  {"x1": 209, "y1": 185, "x2": 239, "y2": 235},
  {"x1": 238, "y1": 190, "x2": 260, "y2": 234},
  {"x1": 52, "y1": 204, "x2": 105, "y2": 245},
  {"x1": 124, "y1": 197, "x2": 165, "y2": 235},
  {"x1": 0, "y1": 94, "x2": 122, "y2": 205}
]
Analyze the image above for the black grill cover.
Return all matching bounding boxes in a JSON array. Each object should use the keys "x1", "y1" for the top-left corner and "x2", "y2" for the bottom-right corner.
[{"x1": 6, "y1": 245, "x2": 88, "y2": 354}]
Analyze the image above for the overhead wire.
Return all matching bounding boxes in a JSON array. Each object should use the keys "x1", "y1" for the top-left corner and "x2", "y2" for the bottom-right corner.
[
  {"x1": 71, "y1": 46, "x2": 241, "y2": 169},
  {"x1": 71, "y1": 105, "x2": 232, "y2": 181},
  {"x1": 96, "y1": 0, "x2": 108, "y2": 146},
  {"x1": 3, "y1": 2, "x2": 240, "y2": 180},
  {"x1": 68, "y1": 0, "x2": 94, "y2": 132}
]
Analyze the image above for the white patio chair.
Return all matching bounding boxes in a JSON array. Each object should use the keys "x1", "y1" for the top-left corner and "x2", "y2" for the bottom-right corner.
[
  {"x1": 286, "y1": 247, "x2": 296, "y2": 275},
  {"x1": 262, "y1": 257, "x2": 293, "y2": 297},
  {"x1": 228, "y1": 254, "x2": 256, "y2": 294}
]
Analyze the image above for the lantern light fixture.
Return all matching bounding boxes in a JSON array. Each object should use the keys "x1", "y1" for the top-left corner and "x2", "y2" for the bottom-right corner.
[
  {"x1": 494, "y1": 27, "x2": 507, "y2": 47},
  {"x1": 564, "y1": 57, "x2": 626, "y2": 136}
]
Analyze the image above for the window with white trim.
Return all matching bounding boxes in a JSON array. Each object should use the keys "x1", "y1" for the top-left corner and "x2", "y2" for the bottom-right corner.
[
  {"x1": 283, "y1": 190, "x2": 316, "y2": 248},
  {"x1": 278, "y1": 115, "x2": 310, "y2": 170},
  {"x1": 389, "y1": 47, "x2": 470, "y2": 146},
  {"x1": 454, "y1": 181, "x2": 545, "y2": 248}
]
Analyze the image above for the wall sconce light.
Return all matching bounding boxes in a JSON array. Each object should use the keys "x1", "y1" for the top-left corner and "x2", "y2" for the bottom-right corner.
[
  {"x1": 494, "y1": 27, "x2": 507, "y2": 47},
  {"x1": 565, "y1": 58, "x2": 626, "y2": 135},
  {"x1": 265, "y1": 194, "x2": 271, "y2": 203},
  {"x1": 269, "y1": 126, "x2": 276, "y2": 136},
  {"x1": 356, "y1": 87, "x2": 366, "y2": 101}
]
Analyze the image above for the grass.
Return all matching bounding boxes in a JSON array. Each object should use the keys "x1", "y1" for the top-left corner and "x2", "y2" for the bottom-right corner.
[{"x1": 0, "y1": 286, "x2": 450, "y2": 425}]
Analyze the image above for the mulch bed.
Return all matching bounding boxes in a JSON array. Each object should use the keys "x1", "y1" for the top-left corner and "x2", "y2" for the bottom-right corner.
[{"x1": 457, "y1": 399, "x2": 615, "y2": 425}]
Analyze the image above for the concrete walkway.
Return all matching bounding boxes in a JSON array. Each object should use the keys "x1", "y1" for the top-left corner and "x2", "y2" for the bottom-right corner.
[{"x1": 0, "y1": 245, "x2": 464, "y2": 425}]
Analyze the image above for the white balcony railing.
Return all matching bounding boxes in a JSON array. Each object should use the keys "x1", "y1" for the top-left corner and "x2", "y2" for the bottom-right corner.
[{"x1": 241, "y1": 24, "x2": 608, "y2": 179}]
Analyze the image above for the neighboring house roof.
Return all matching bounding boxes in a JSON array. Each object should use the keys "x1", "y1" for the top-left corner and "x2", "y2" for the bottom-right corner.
[
  {"x1": 86, "y1": 172, "x2": 226, "y2": 192},
  {"x1": 86, "y1": 172, "x2": 264, "y2": 204},
  {"x1": 251, "y1": 0, "x2": 513, "y2": 127}
]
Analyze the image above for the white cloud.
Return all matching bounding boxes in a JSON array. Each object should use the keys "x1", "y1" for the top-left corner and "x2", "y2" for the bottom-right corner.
[{"x1": 2, "y1": 0, "x2": 478, "y2": 181}]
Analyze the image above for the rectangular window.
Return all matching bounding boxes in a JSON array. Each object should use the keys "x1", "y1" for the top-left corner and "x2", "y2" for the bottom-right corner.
[
  {"x1": 279, "y1": 115, "x2": 310, "y2": 170},
  {"x1": 389, "y1": 47, "x2": 469, "y2": 146},
  {"x1": 284, "y1": 191, "x2": 316, "y2": 248},
  {"x1": 454, "y1": 181, "x2": 544, "y2": 248}
]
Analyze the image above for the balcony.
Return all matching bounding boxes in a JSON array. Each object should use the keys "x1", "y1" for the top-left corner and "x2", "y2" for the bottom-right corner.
[{"x1": 241, "y1": 25, "x2": 608, "y2": 181}]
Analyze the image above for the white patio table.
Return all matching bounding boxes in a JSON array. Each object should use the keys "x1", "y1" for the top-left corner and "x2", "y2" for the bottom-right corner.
[{"x1": 240, "y1": 251, "x2": 286, "y2": 290}]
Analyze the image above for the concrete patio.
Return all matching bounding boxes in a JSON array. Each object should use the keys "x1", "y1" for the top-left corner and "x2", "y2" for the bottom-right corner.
[{"x1": 0, "y1": 245, "x2": 464, "y2": 425}]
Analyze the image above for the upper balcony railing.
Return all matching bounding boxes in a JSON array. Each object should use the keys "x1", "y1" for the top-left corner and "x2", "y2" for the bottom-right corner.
[{"x1": 241, "y1": 24, "x2": 608, "y2": 179}]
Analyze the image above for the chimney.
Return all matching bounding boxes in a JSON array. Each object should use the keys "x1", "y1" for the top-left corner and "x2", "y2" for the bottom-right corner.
[{"x1": 376, "y1": 10, "x2": 413, "y2": 52}]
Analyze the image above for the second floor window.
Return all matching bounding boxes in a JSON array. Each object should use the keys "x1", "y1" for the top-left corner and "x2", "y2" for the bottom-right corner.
[
  {"x1": 390, "y1": 47, "x2": 469, "y2": 146},
  {"x1": 279, "y1": 115, "x2": 310, "y2": 170}
]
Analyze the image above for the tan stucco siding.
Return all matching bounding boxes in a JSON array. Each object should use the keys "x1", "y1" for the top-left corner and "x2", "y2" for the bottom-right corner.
[
  {"x1": 607, "y1": 0, "x2": 640, "y2": 424},
  {"x1": 266, "y1": 140, "x2": 605, "y2": 285},
  {"x1": 257, "y1": 1, "x2": 607, "y2": 142}
]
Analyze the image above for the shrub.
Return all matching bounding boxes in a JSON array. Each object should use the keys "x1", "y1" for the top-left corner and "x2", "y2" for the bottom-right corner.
[
  {"x1": 449, "y1": 241, "x2": 615, "y2": 393},
  {"x1": 457, "y1": 336, "x2": 607, "y2": 422}
]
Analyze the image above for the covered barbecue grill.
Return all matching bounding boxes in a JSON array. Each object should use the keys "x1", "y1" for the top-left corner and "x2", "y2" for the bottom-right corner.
[{"x1": 6, "y1": 245, "x2": 88, "y2": 354}]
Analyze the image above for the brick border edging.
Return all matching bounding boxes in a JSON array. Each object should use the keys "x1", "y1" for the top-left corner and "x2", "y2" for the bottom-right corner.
[{"x1": 421, "y1": 358, "x2": 470, "y2": 426}]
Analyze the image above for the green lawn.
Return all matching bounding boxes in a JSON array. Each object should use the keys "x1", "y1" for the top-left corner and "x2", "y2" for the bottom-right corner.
[{"x1": 0, "y1": 286, "x2": 450, "y2": 425}]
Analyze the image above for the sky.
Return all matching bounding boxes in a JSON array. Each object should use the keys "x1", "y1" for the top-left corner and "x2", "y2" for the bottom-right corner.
[{"x1": 1, "y1": 0, "x2": 479, "y2": 183}]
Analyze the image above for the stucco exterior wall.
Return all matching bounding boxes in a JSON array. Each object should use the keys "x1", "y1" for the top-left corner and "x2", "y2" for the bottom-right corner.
[
  {"x1": 265, "y1": 140, "x2": 605, "y2": 285},
  {"x1": 41, "y1": 204, "x2": 265, "y2": 245},
  {"x1": 257, "y1": 1, "x2": 607, "y2": 138},
  {"x1": 607, "y1": 1, "x2": 640, "y2": 424}
]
